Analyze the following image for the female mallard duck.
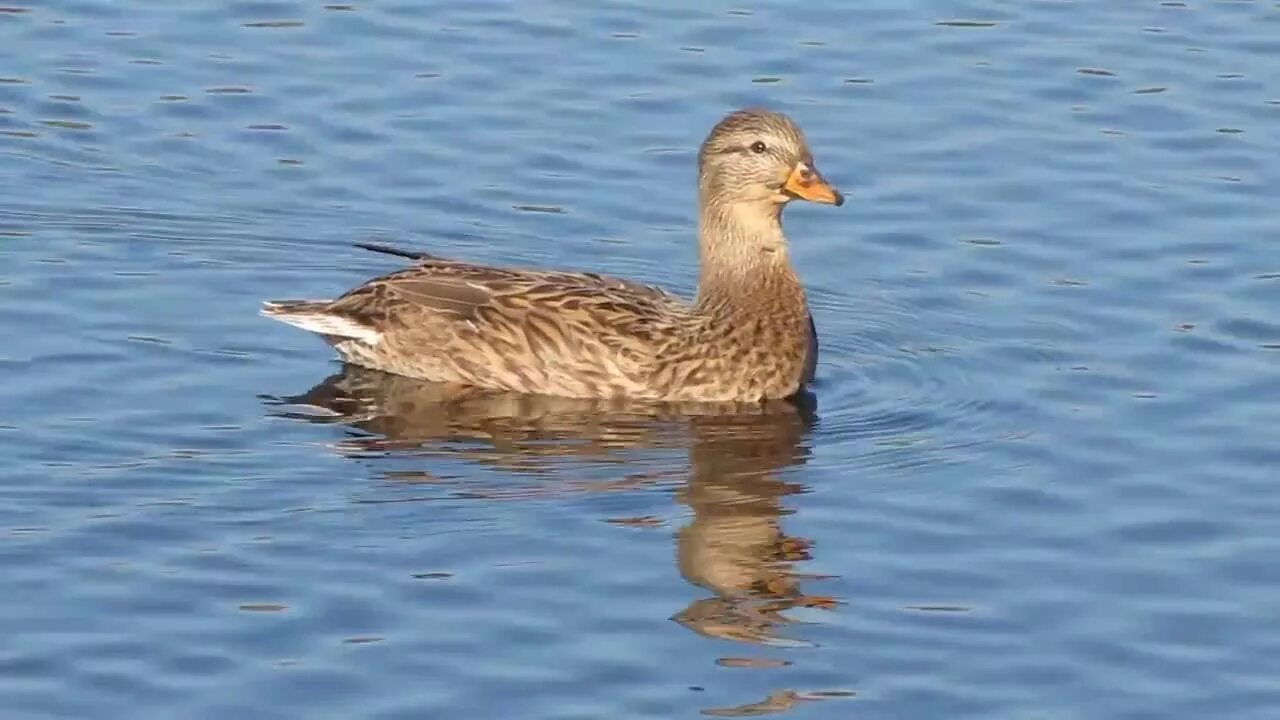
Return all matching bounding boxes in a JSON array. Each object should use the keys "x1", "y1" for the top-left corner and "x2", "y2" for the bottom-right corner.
[{"x1": 262, "y1": 108, "x2": 843, "y2": 402}]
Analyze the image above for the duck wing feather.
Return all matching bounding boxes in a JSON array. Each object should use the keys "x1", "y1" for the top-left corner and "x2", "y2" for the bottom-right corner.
[{"x1": 309, "y1": 249, "x2": 696, "y2": 396}]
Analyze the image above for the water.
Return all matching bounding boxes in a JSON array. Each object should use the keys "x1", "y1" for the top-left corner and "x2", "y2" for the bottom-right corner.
[{"x1": 2, "y1": 0, "x2": 1279, "y2": 717}]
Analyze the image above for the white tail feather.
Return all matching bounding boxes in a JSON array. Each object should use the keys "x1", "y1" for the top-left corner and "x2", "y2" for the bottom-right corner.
[{"x1": 261, "y1": 302, "x2": 382, "y2": 345}]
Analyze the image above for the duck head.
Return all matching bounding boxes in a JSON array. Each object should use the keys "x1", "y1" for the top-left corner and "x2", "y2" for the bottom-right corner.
[{"x1": 696, "y1": 108, "x2": 844, "y2": 210}]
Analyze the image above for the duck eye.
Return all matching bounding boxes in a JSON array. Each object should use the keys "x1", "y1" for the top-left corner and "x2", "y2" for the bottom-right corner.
[{"x1": 750, "y1": 140, "x2": 767, "y2": 154}]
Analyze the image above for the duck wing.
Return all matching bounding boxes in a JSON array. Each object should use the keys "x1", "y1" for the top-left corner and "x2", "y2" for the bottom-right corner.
[
  {"x1": 329, "y1": 251, "x2": 683, "y2": 327},
  {"x1": 264, "y1": 244, "x2": 692, "y2": 396}
]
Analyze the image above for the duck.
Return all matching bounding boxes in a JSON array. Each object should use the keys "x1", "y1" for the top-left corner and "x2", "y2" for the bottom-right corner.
[{"x1": 262, "y1": 108, "x2": 844, "y2": 402}]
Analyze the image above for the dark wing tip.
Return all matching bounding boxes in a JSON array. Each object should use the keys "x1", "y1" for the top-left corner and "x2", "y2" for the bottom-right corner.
[{"x1": 353, "y1": 241, "x2": 437, "y2": 261}]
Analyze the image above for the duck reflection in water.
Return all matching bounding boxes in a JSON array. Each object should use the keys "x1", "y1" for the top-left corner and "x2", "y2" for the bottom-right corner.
[{"x1": 267, "y1": 364, "x2": 839, "y2": 646}]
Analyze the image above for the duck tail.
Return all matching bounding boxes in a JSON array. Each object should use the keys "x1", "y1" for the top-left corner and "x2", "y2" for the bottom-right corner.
[{"x1": 261, "y1": 299, "x2": 383, "y2": 345}]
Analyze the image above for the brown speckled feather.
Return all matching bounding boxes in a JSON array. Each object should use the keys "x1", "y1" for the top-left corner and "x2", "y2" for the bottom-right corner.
[{"x1": 263, "y1": 250, "x2": 818, "y2": 402}]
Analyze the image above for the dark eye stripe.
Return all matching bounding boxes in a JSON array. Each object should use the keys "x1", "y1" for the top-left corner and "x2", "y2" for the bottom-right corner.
[{"x1": 717, "y1": 142, "x2": 778, "y2": 155}]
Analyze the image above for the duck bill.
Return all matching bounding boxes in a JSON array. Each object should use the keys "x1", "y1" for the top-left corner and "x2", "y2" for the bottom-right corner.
[{"x1": 783, "y1": 162, "x2": 844, "y2": 206}]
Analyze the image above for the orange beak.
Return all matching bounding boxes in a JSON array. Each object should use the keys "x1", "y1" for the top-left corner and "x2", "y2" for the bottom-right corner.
[{"x1": 782, "y1": 161, "x2": 844, "y2": 206}]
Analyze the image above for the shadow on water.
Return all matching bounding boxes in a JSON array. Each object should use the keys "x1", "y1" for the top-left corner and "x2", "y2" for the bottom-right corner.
[{"x1": 264, "y1": 364, "x2": 838, "y2": 651}]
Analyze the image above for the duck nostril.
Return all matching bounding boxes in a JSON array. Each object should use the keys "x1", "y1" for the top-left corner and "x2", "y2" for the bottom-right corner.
[{"x1": 798, "y1": 167, "x2": 814, "y2": 183}]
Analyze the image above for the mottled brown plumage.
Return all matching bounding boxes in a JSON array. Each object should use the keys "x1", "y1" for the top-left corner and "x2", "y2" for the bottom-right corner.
[{"x1": 262, "y1": 108, "x2": 844, "y2": 402}]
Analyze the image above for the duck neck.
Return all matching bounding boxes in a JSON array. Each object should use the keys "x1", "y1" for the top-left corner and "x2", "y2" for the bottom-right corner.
[{"x1": 695, "y1": 201, "x2": 799, "y2": 307}]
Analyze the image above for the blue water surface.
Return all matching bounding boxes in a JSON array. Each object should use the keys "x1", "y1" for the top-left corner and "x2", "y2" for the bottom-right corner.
[{"x1": 2, "y1": 1, "x2": 1279, "y2": 718}]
